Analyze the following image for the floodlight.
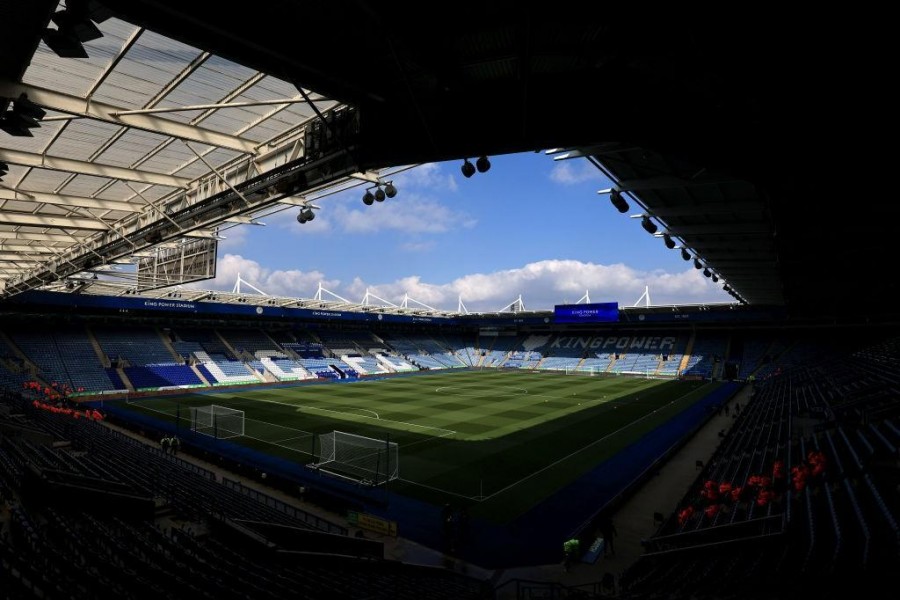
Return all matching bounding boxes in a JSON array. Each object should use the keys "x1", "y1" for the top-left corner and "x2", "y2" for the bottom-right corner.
[
  {"x1": 362, "y1": 191, "x2": 375, "y2": 205},
  {"x1": 609, "y1": 189, "x2": 629, "y2": 213},
  {"x1": 663, "y1": 233, "x2": 676, "y2": 249},
  {"x1": 476, "y1": 155, "x2": 491, "y2": 173},
  {"x1": 384, "y1": 182, "x2": 397, "y2": 198},
  {"x1": 374, "y1": 187, "x2": 386, "y2": 202},
  {"x1": 461, "y1": 159, "x2": 476, "y2": 178},
  {"x1": 641, "y1": 216, "x2": 658, "y2": 234}
]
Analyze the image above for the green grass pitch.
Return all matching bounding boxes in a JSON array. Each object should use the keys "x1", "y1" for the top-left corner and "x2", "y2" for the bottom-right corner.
[{"x1": 121, "y1": 370, "x2": 718, "y2": 521}]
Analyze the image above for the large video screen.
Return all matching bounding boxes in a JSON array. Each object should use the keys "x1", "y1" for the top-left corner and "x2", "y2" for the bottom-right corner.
[{"x1": 553, "y1": 302, "x2": 619, "y2": 323}]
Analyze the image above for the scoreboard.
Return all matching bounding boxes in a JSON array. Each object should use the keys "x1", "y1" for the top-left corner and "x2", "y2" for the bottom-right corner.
[{"x1": 553, "y1": 302, "x2": 619, "y2": 323}]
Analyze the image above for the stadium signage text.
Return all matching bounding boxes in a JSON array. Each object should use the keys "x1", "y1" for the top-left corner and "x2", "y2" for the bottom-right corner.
[
  {"x1": 550, "y1": 335, "x2": 676, "y2": 351},
  {"x1": 143, "y1": 300, "x2": 196, "y2": 309}
]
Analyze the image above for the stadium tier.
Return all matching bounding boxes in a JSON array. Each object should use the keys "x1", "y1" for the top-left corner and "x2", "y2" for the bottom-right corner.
[
  {"x1": 1, "y1": 307, "x2": 898, "y2": 598},
  {"x1": 621, "y1": 337, "x2": 900, "y2": 598},
  {"x1": 92, "y1": 326, "x2": 178, "y2": 366}
]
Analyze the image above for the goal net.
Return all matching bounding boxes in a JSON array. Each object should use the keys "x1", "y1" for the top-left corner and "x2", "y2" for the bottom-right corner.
[
  {"x1": 190, "y1": 405, "x2": 245, "y2": 439},
  {"x1": 564, "y1": 365, "x2": 601, "y2": 376},
  {"x1": 312, "y1": 430, "x2": 398, "y2": 486}
]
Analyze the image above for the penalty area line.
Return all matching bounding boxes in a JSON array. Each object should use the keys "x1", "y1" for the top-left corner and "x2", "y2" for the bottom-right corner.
[{"x1": 247, "y1": 395, "x2": 456, "y2": 437}]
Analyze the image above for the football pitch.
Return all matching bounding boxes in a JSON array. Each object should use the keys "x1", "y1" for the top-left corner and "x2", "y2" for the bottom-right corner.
[{"x1": 122, "y1": 370, "x2": 717, "y2": 521}]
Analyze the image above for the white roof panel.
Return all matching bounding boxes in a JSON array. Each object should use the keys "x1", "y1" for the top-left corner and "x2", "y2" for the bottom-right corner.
[
  {"x1": 18, "y1": 168, "x2": 74, "y2": 193},
  {"x1": 1, "y1": 10, "x2": 349, "y2": 292},
  {"x1": 94, "y1": 128, "x2": 171, "y2": 168},
  {"x1": 48, "y1": 120, "x2": 123, "y2": 161},
  {"x1": 58, "y1": 174, "x2": 114, "y2": 198}
]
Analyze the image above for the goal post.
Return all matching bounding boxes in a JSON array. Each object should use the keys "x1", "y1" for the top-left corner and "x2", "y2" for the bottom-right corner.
[
  {"x1": 190, "y1": 405, "x2": 245, "y2": 439},
  {"x1": 312, "y1": 430, "x2": 398, "y2": 486},
  {"x1": 565, "y1": 365, "x2": 598, "y2": 376}
]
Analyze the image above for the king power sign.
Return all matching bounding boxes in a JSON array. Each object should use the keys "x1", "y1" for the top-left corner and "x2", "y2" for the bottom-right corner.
[{"x1": 549, "y1": 335, "x2": 678, "y2": 352}]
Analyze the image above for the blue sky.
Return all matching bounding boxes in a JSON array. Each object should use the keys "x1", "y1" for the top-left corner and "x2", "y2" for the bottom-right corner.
[{"x1": 201, "y1": 152, "x2": 730, "y2": 311}]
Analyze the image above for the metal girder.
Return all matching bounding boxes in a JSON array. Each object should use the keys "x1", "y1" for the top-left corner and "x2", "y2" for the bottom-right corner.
[
  {"x1": 5, "y1": 146, "x2": 360, "y2": 294},
  {"x1": 223, "y1": 215, "x2": 263, "y2": 224},
  {"x1": 0, "y1": 231, "x2": 82, "y2": 243},
  {"x1": 275, "y1": 196, "x2": 309, "y2": 207},
  {"x1": 0, "y1": 81, "x2": 259, "y2": 155},
  {"x1": 349, "y1": 171, "x2": 382, "y2": 184},
  {"x1": 0, "y1": 211, "x2": 113, "y2": 230},
  {"x1": 0, "y1": 244, "x2": 57, "y2": 253},
  {"x1": 183, "y1": 229, "x2": 222, "y2": 239},
  {"x1": 0, "y1": 148, "x2": 190, "y2": 187},
  {"x1": 0, "y1": 256, "x2": 41, "y2": 262},
  {"x1": 0, "y1": 189, "x2": 142, "y2": 213}
]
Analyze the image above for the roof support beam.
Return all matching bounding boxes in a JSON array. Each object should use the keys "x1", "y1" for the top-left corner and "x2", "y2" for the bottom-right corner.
[
  {"x1": 0, "y1": 231, "x2": 82, "y2": 243},
  {"x1": 349, "y1": 171, "x2": 382, "y2": 184},
  {"x1": 113, "y1": 96, "x2": 326, "y2": 116},
  {"x1": 0, "y1": 148, "x2": 190, "y2": 187},
  {"x1": 0, "y1": 189, "x2": 142, "y2": 213},
  {"x1": 0, "y1": 256, "x2": 41, "y2": 263},
  {"x1": 0, "y1": 80, "x2": 259, "y2": 155},
  {"x1": 0, "y1": 211, "x2": 112, "y2": 230},
  {"x1": 0, "y1": 244, "x2": 58, "y2": 253}
]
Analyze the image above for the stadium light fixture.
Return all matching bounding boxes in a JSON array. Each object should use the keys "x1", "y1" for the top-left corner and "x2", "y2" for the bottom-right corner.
[
  {"x1": 296, "y1": 207, "x2": 315, "y2": 223},
  {"x1": 702, "y1": 268, "x2": 711, "y2": 278},
  {"x1": 374, "y1": 187, "x2": 386, "y2": 202},
  {"x1": 641, "y1": 216, "x2": 658, "y2": 235},
  {"x1": 694, "y1": 258, "x2": 703, "y2": 269},
  {"x1": 711, "y1": 274, "x2": 719, "y2": 283},
  {"x1": 384, "y1": 182, "x2": 397, "y2": 198},
  {"x1": 663, "y1": 233, "x2": 676, "y2": 249},
  {"x1": 681, "y1": 248, "x2": 691, "y2": 261},
  {"x1": 476, "y1": 155, "x2": 491, "y2": 173},
  {"x1": 362, "y1": 190, "x2": 375, "y2": 205},
  {"x1": 608, "y1": 189, "x2": 629, "y2": 213},
  {"x1": 461, "y1": 159, "x2": 476, "y2": 178}
]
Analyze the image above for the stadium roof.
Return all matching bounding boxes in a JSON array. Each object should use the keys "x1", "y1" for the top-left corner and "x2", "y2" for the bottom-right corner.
[
  {"x1": 0, "y1": 2, "x2": 894, "y2": 320},
  {"x1": 0, "y1": 0, "x2": 407, "y2": 296}
]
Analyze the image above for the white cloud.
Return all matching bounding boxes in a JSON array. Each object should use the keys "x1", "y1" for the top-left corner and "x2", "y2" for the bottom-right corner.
[
  {"x1": 340, "y1": 259, "x2": 730, "y2": 312},
  {"x1": 400, "y1": 240, "x2": 436, "y2": 252},
  {"x1": 549, "y1": 160, "x2": 604, "y2": 185},
  {"x1": 335, "y1": 195, "x2": 476, "y2": 234},
  {"x1": 392, "y1": 162, "x2": 458, "y2": 192},
  {"x1": 190, "y1": 254, "x2": 340, "y2": 298},
  {"x1": 189, "y1": 256, "x2": 731, "y2": 309},
  {"x1": 217, "y1": 224, "x2": 249, "y2": 251}
]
